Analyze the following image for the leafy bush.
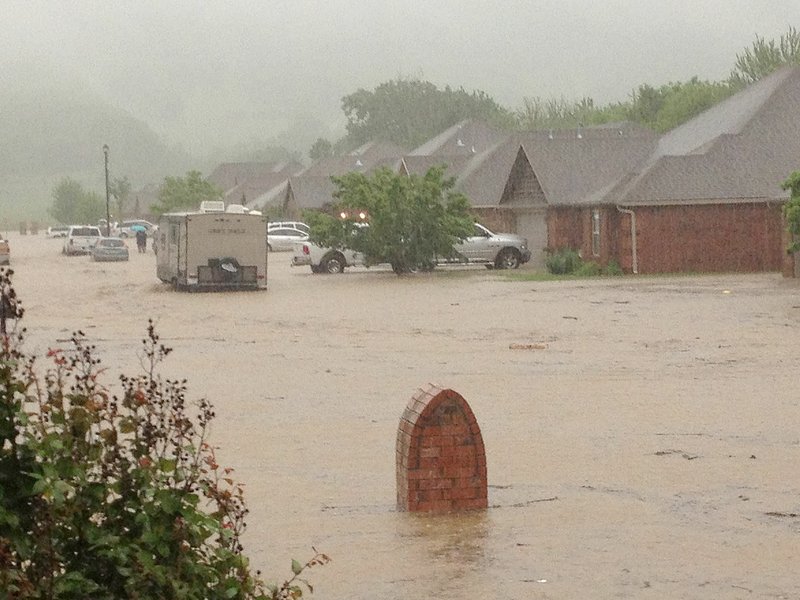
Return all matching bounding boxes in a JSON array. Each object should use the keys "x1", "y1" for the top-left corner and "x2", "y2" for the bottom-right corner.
[
  {"x1": 545, "y1": 248, "x2": 583, "y2": 274},
  {"x1": 603, "y1": 260, "x2": 624, "y2": 276},
  {"x1": 0, "y1": 269, "x2": 327, "y2": 599},
  {"x1": 574, "y1": 261, "x2": 601, "y2": 277}
]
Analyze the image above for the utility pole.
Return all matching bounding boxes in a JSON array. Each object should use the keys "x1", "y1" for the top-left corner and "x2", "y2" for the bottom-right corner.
[{"x1": 103, "y1": 144, "x2": 111, "y2": 236}]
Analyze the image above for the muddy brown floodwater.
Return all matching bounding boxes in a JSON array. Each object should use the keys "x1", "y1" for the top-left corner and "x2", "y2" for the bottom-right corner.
[{"x1": 8, "y1": 231, "x2": 800, "y2": 599}]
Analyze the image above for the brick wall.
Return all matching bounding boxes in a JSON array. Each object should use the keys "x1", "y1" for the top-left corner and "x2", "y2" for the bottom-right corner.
[
  {"x1": 396, "y1": 384, "x2": 488, "y2": 513},
  {"x1": 549, "y1": 202, "x2": 784, "y2": 274},
  {"x1": 624, "y1": 203, "x2": 784, "y2": 274}
]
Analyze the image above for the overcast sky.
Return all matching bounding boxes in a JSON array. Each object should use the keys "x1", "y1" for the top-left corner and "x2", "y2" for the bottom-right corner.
[{"x1": 2, "y1": 1, "x2": 798, "y2": 154}]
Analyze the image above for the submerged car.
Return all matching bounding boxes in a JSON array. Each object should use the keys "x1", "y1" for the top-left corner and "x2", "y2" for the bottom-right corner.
[
  {"x1": 63, "y1": 225, "x2": 103, "y2": 255},
  {"x1": 90, "y1": 237, "x2": 129, "y2": 262}
]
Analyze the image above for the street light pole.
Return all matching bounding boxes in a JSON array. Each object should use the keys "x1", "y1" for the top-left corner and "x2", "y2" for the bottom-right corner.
[{"x1": 103, "y1": 144, "x2": 110, "y2": 236}]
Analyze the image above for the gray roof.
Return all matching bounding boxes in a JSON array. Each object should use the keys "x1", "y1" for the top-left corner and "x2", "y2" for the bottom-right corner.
[
  {"x1": 286, "y1": 176, "x2": 338, "y2": 210},
  {"x1": 518, "y1": 127, "x2": 658, "y2": 206},
  {"x1": 349, "y1": 140, "x2": 406, "y2": 159},
  {"x1": 299, "y1": 154, "x2": 401, "y2": 177},
  {"x1": 611, "y1": 65, "x2": 800, "y2": 205},
  {"x1": 449, "y1": 125, "x2": 658, "y2": 207},
  {"x1": 400, "y1": 155, "x2": 474, "y2": 178},
  {"x1": 408, "y1": 119, "x2": 509, "y2": 156},
  {"x1": 207, "y1": 161, "x2": 302, "y2": 193}
]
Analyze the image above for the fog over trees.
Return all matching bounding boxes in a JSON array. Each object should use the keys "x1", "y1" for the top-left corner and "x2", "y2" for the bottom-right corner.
[{"x1": 1, "y1": 1, "x2": 798, "y2": 222}]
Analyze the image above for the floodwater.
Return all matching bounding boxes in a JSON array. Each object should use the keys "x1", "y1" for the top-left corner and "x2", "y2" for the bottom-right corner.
[{"x1": 9, "y1": 232, "x2": 800, "y2": 599}]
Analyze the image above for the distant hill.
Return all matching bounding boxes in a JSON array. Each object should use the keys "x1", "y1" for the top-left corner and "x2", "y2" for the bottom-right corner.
[{"x1": 0, "y1": 87, "x2": 192, "y2": 224}]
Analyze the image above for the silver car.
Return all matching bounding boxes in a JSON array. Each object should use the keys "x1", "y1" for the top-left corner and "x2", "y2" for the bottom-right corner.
[
  {"x1": 294, "y1": 222, "x2": 531, "y2": 273},
  {"x1": 91, "y1": 237, "x2": 130, "y2": 262}
]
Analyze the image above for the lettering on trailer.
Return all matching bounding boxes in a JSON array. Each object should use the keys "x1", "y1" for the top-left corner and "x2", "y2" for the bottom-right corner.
[{"x1": 207, "y1": 228, "x2": 247, "y2": 234}]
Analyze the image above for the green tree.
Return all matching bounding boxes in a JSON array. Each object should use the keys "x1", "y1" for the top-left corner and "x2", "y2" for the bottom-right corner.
[
  {"x1": 151, "y1": 170, "x2": 222, "y2": 215},
  {"x1": 340, "y1": 78, "x2": 514, "y2": 150},
  {"x1": 308, "y1": 138, "x2": 333, "y2": 162},
  {"x1": 652, "y1": 77, "x2": 735, "y2": 132},
  {"x1": 307, "y1": 166, "x2": 475, "y2": 274},
  {"x1": 0, "y1": 271, "x2": 328, "y2": 598},
  {"x1": 782, "y1": 171, "x2": 800, "y2": 253},
  {"x1": 627, "y1": 83, "x2": 668, "y2": 127},
  {"x1": 109, "y1": 175, "x2": 132, "y2": 219},
  {"x1": 515, "y1": 95, "x2": 628, "y2": 130},
  {"x1": 730, "y1": 26, "x2": 800, "y2": 87},
  {"x1": 48, "y1": 177, "x2": 106, "y2": 225}
]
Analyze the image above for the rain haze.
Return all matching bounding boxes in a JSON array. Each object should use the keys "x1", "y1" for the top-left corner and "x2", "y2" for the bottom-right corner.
[
  {"x1": 2, "y1": 0, "x2": 798, "y2": 154},
  {"x1": 4, "y1": 3, "x2": 800, "y2": 598}
]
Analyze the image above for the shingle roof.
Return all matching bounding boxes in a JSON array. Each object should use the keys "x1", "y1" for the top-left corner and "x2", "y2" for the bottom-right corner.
[
  {"x1": 518, "y1": 127, "x2": 658, "y2": 206},
  {"x1": 207, "y1": 161, "x2": 302, "y2": 192},
  {"x1": 349, "y1": 140, "x2": 406, "y2": 160},
  {"x1": 299, "y1": 154, "x2": 401, "y2": 177},
  {"x1": 400, "y1": 155, "x2": 474, "y2": 178},
  {"x1": 408, "y1": 119, "x2": 509, "y2": 156},
  {"x1": 611, "y1": 65, "x2": 800, "y2": 205},
  {"x1": 450, "y1": 125, "x2": 658, "y2": 207},
  {"x1": 286, "y1": 176, "x2": 338, "y2": 210}
]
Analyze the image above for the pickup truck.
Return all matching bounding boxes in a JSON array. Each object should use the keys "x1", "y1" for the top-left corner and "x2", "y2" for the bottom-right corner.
[{"x1": 292, "y1": 223, "x2": 531, "y2": 274}]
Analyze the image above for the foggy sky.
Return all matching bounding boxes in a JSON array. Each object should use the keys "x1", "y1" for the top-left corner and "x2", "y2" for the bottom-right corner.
[{"x1": 2, "y1": 0, "x2": 798, "y2": 154}]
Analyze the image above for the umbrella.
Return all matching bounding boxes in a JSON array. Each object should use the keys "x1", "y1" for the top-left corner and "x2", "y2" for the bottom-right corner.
[{"x1": 130, "y1": 224, "x2": 147, "y2": 232}]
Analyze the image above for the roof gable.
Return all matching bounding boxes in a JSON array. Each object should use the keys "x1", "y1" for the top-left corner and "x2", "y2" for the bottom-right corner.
[
  {"x1": 515, "y1": 128, "x2": 657, "y2": 206},
  {"x1": 286, "y1": 176, "x2": 338, "y2": 210}
]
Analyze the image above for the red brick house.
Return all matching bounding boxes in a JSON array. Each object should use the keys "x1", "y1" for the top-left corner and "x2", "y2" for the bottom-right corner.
[{"x1": 544, "y1": 66, "x2": 800, "y2": 274}]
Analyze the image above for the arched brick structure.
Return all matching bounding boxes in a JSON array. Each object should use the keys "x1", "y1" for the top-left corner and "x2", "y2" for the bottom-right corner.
[{"x1": 396, "y1": 384, "x2": 488, "y2": 513}]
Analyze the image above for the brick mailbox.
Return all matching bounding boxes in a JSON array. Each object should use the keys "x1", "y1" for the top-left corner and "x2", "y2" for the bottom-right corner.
[{"x1": 396, "y1": 384, "x2": 488, "y2": 513}]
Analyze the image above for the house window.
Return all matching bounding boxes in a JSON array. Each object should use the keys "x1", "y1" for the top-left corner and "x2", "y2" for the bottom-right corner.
[{"x1": 591, "y1": 209, "x2": 601, "y2": 256}]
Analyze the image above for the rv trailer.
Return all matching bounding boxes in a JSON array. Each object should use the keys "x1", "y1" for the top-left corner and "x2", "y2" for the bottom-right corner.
[{"x1": 156, "y1": 211, "x2": 268, "y2": 291}]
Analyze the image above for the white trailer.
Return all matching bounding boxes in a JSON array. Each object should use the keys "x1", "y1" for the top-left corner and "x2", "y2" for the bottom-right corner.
[{"x1": 156, "y1": 211, "x2": 268, "y2": 291}]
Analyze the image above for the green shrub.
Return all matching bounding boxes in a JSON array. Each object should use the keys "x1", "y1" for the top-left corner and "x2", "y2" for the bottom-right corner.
[
  {"x1": 574, "y1": 261, "x2": 602, "y2": 277},
  {"x1": 603, "y1": 260, "x2": 624, "y2": 276},
  {"x1": 545, "y1": 248, "x2": 583, "y2": 274},
  {"x1": 0, "y1": 268, "x2": 327, "y2": 599}
]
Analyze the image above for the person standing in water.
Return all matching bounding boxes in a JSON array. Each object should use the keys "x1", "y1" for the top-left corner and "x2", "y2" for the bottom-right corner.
[{"x1": 135, "y1": 229, "x2": 147, "y2": 253}]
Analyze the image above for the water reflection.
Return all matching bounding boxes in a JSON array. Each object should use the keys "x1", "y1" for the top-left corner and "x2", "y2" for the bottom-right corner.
[{"x1": 395, "y1": 510, "x2": 491, "y2": 597}]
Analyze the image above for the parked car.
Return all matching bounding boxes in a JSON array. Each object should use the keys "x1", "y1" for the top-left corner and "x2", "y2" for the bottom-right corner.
[
  {"x1": 292, "y1": 222, "x2": 531, "y2": 273},
  {"x1": 62, "y1": 225, "x2": 103, "y2": 255},
  {"x1": 46, "y1": 225, "x2": 70, "y2": 238},
  {"x1": 269, "y1": 221, "x2": 309, "y2": 234},
  {"x1": 267, "y1": 226, "x2": 309, "y2": 252},
  {"x1": 113, "y1": 220, "x2": 157, "y2": 238},
  {"x1": 0, "y1": 235, "x2": 9, "y2": 265},
  {"x1": 90, "y1": 237, "x2": 129, "y2": 262}
]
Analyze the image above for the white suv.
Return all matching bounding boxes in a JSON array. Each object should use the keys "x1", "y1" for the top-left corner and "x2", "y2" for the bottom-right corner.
[{"x1": 62, "y1": 225, "x2": 102, "y2": 255}]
